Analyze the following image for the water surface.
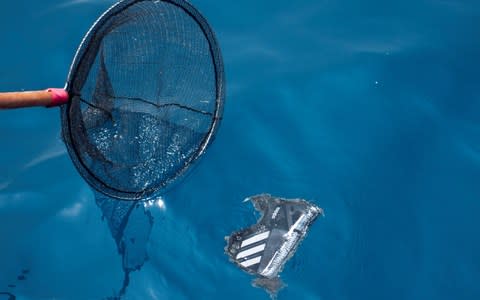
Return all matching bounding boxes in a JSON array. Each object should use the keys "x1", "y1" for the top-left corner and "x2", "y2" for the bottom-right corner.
[{"x1": 1, "y1": 0, "x2": 480, "y2": 299}]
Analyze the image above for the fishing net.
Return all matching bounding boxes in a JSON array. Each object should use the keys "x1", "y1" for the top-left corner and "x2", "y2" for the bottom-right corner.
[
  {"x1": 61, "y1": 0, "x2": 225, "y2": 200},
  {"x1": 96, "y1": 193, "x2": 153, "y2": 297}
]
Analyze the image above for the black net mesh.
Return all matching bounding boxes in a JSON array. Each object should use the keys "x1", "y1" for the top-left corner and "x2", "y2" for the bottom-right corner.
[
  {"x1": 96, "y1": 193, "x2": 153, "y2": 297},
  {"x1": 61, "y1": 0, "x2": 225, "y2": 200}
]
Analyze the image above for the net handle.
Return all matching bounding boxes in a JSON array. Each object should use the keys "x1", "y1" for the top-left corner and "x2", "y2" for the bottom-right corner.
[{"x1": 0, "y1": 88, "x2": 69, "y2": 109}]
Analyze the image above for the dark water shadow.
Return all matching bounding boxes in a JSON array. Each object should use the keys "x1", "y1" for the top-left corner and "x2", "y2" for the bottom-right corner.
[
  {"x1": 0, "y1": 269, "x2": 31, "y2": 300},
  {"x1": 0, "y1": 292, "x2": 15, "y2": 300},
  {"x1": 95, "y1": 192, "x2": 154, "y2": 299}
]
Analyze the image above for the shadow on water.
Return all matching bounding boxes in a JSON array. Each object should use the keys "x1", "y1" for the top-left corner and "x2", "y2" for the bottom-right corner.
[
  {"x1": 0, "y1": 292, "x2": 15, "y2": 300},
  {"x1": 0, "y1": 188, "x2": 155, "y2": 300},
  {"x1": 0, "y1": 269, "x2": 31, "y2": 300},
  {"x1": 95, "y1": 192, "x2": 154, "y2": 299}
]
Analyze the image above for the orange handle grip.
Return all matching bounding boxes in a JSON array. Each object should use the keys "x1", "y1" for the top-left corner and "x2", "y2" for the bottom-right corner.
[{"x1": 0, "y1": 88, "x2": 69, "y2": 109}]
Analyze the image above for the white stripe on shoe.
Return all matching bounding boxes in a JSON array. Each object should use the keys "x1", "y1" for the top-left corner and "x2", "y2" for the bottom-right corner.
[
  {"x1": 236, "y1": 244, "x2": 266, "y2": 259},
  {"x1": 240, "y1": 231, "x2": 270, "y2": 248},
  {"x1": 240, "y1": 256, "x2": 262, "y2": 268}
]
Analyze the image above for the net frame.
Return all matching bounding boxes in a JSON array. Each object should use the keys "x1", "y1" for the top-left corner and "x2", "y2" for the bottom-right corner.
[{"x1": 61, "y1": 0, "x2": 225, "y2": 200}]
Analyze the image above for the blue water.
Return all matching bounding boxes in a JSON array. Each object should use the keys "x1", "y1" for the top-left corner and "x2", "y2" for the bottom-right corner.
[{"x1": 1, "y1": 0, "x2": 480, "y2": 299}]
